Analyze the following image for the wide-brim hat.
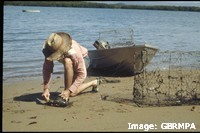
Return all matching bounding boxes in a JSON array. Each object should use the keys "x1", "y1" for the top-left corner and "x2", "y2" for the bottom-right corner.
[{"x1": 42, "y1": 32, "x2": 72, "y2": 61}]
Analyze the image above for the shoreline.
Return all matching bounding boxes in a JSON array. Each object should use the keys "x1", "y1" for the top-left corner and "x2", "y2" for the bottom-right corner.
[
  {"x1": 4, "y1": 1, "x2": 200, "y2": 12},
  {"x1": 3, "y1": 75, "x2": 200, "y2": 131}
]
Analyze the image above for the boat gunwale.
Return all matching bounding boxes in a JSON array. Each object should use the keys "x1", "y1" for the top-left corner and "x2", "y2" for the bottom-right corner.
[{"x1": 88, "y1": 44, "x2": 159, "y2": 53}]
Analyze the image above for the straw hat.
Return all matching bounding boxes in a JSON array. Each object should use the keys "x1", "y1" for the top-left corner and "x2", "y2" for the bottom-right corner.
[{"x1": 42, "y1": 32, "x2": 72, "y2": 61}]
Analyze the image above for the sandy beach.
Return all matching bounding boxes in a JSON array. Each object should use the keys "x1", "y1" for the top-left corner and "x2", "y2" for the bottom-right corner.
[{"x1": 2, "y1": 76, "x2": 200, "y2": 132}]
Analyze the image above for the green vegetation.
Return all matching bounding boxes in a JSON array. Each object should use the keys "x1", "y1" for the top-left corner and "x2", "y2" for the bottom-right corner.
[{"x1": 4, "y1": 1, "x2": 200, "y2": 12}]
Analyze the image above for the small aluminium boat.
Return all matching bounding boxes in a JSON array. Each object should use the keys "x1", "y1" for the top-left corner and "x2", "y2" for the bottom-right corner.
[
  {"x1": 87, "y1": 29, "x2": 159, "y2": 76},
  {"x1": 22, "y1": 10, "x2": 40, "y2": 12}
]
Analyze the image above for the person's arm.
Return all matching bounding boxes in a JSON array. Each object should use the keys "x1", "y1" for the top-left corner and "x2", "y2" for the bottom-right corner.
[{"x1": 42, "y1": 58, "x2": 54, "y2": 101}]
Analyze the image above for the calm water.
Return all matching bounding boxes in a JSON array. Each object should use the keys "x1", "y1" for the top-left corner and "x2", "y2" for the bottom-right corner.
[{"x1": 3, "y1": 6, "x2": 200, "y2": 82}]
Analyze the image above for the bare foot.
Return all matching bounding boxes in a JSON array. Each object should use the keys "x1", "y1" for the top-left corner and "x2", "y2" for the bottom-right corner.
[{"x1": 92, "y1": 79, "x2": 98, "y2": 87}]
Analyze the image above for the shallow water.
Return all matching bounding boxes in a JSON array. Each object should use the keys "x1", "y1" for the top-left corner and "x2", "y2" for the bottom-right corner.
[{"x1": 3, "y1": 6, "x2": 200, "y2": 81}]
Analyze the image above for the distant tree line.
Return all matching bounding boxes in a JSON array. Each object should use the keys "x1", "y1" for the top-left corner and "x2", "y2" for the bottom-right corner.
[{"x1": 4, "y1": 1, "x2": 200, "y2": 12}]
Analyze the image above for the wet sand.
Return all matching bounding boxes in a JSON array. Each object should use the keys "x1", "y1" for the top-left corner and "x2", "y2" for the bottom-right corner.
[{"x1": 3, "y1": 76, "x2": 200, "y2": 132}]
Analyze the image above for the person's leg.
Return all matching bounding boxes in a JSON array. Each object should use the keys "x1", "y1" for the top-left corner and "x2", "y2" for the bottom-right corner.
[
  {"x1": 63, "y1": 57, "x2": 74, "y2": 90},
  {"x1": 70, "y1": 79, "x2": 98, "y2": 97},
  {"x1": 62, "y1": 56, "x2": 101, "y2": 97}
]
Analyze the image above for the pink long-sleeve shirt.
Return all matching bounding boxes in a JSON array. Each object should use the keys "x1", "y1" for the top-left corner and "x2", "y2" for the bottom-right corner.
[{"x1": 43, "y1": 40, "x2": 88, "y2": 93}]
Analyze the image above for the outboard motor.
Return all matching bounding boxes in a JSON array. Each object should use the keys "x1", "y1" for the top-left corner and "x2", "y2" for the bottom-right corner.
[{"x1": 93, "y1": 40, "x2": 110, "y2": 50}]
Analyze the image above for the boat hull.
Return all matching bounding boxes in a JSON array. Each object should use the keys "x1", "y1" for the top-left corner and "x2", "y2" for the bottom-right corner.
[
  {"x1": 22, "y1": 10, "x2": 40, "y2": 12},
  {"x1": 87, "y1": 44, "x2": 158, "y2": 76}
]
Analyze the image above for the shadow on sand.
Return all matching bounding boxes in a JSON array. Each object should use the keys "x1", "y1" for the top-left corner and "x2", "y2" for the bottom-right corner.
[
  {"x1": 13, "y1": 92, "x2": 60, "y2": 102},
  {"x1": 13, "y1": 90, "x2": 96, "y2": 108},
  {"x1": 13, "y1": 90, "x2": 94, "y2": 102}
]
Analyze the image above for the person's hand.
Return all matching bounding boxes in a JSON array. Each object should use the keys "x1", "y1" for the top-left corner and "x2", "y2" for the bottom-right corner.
[
  {"x1": 42, "y1": 88, "x2": 50, "y2": 102},
  {"x1": 59, "y1": 89, "x2": 70, "y2": 101}
]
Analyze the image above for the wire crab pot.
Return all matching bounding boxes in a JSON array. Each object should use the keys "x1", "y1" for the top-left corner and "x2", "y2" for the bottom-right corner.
[
  {"x1": 133, "y1": 51, "x2": 200, "y2": 106},
  {"x1": 97, "y1": 28, "x2": 135, "y2": 48}
]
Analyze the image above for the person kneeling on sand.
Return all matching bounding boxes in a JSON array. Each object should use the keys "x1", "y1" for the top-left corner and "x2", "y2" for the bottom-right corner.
[{"x1": 42, "y1": 32, "x2": 102, "y2": 104}]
